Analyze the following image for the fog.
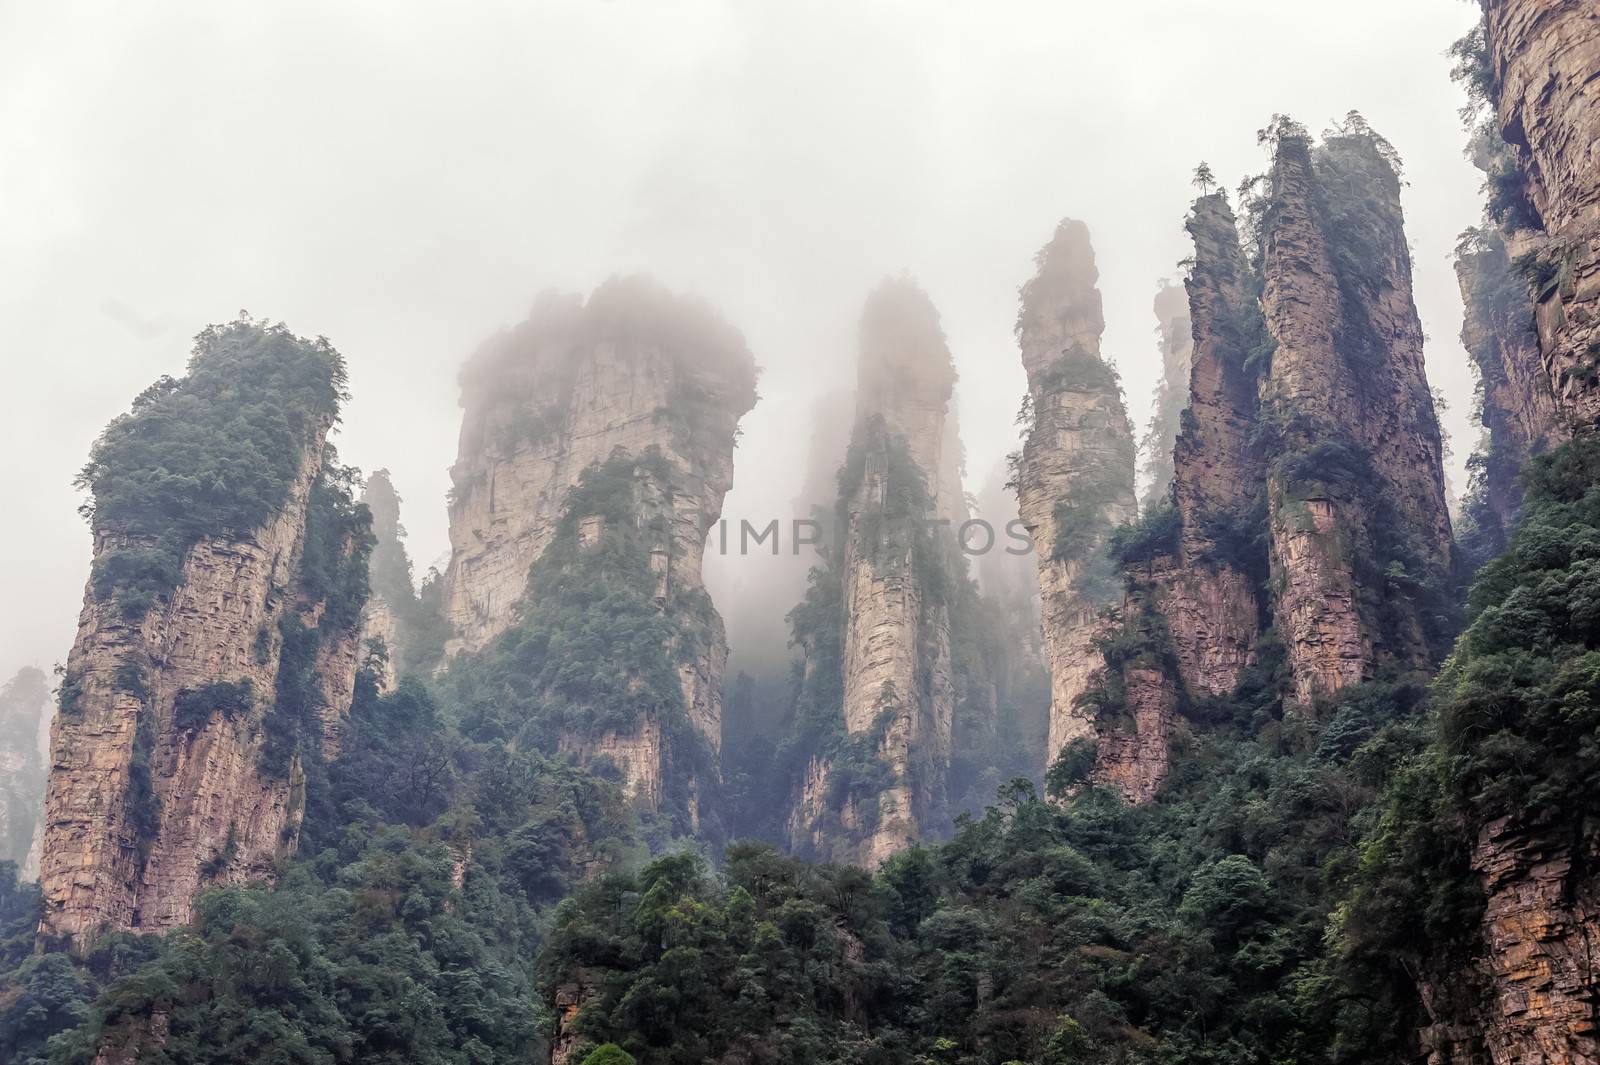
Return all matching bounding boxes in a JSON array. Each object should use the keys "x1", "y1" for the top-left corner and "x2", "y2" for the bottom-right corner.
[{"x1": 0, "y1": 0, "x2": 1484, "y2": 684}]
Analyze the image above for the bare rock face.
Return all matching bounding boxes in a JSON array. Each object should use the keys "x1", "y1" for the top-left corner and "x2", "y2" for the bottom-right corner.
[
  {"x1": 1163, "y1": 194, "x2": 1267, "y2": 698},
  {"x1": 358, "y1": 469, "x2": 426, "y2": 692},
  {"x1": 1258, "y1": 125, "x2": 1453, "y2": 707},
  {"x1": 42, "y1": 427, "x2": 338, "y2": 942},
  {"x1": 1458, "y1": 226, "x2": 1567, "y2": 542},
  {"x1": 0, "y1": 667, "x2": 49, "y2": 875},
  {"x1": 1013, "y1": 220, "x2": 1138, "y2": 767},
  {"x1": 359, "y1": 594, "x2": 401, "y2": 694},
  {"x1": 444, "y1": 278, "x2": 756, "y2": 807},
  {"x1": 1412, "y1": 13, "x2": 1600, "y2": 1061},
  {"x1": 840, "y1": 280, "x2": 957, "y2": 865},
  {"x1": 1092, "y1": 665, "x2": 1178, "y2": 805},
  {"x1": 1141, "y1": 282, "x2": 1194, "y2": 510},
  {"x1": 1481, "y1": 0, "x2": 1600, "y2": 422},
  {"x1": 1466, "y1": 816, "x2": 1600, "y2": 1065},
  {"x1": 39, "y1": 321, "x2": 368, "y2": 948},
  {"x1": 785, "y1": 278, "x2": 960, "y2": 865},
  {"x1": 442, "y1": 281, "x2": 754, "y2": 667}
]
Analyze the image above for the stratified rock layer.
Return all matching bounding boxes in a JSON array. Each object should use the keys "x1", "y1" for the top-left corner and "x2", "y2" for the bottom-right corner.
[
  {"x1": 1482, "y1": 0, "x2": 1600, "y2": 422},
  {"x1": 1013, "y1": 220, "x2": 1138, "y2": 766},
  {"x1": 1164, "y1": 194, "x2": 1265, "y2": 698},
  {"x1": 1416, "y1": 9, "x2": 1600, "y2": 1064},
  {"x1": 1259, "y1": 128, "x2": 1452, "y2": 706},
  {"x1": 787, "y1": 278, "x2": 960, "y2": 865},
  {"x1": 41, "y1": 422, "x2": 346, "y2": 943}
]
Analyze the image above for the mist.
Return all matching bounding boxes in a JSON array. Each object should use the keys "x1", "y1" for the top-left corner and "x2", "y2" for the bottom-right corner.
[{"x1": 0, "y1": 0, "x2": 1484, "y2": 686}]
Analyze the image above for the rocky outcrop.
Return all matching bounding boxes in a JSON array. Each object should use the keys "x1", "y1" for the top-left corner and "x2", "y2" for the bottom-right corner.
[
  {"x1": 1457, "y1": 225, "x2": 1566, "y2": 546},
  {"x1": 1462, "y1": 816, "x2": 1600, "y2": 1065},
  {"x1": 444, "y1": 278, "x2": 756, "y2": 808},
  {"x1": 1480, "y1": 0, "x2": 1600, "y2": 423},
  {"x1": 44, "y1": 433, "x2": 322, "y2": 941},
  {"x1": 1411, "y1": 11, "x2": 1600, "y2": 1064},
  {"x1": 1013, "y1": 220, "x2": 1138, "y2": 767},
  {"x1": 0, "y1": 667, "x2": 49, "y2": 874},
  {"x1": 1258, "y1": 123, "x2": 1453, "y2": 707},
  {"x1": 839, "y1": 280, "x2": 957, "y2": 865},
  {"x1": 1140, "y1": 282, "x2": 1194, "y2": 510},
  {"x1": 1416, "y1": 812, "x2": 1600, "y2": 1065},
  {"x1": 1092, "y1": 666, "x2": 1178, "y2": 805},
  {"x1": 786, "y1": 278, "x2": 961, "y2": 865},
  {"x1": 1162, "y1": 194, "x2": 1267, "y2": 698},
  {"x1": 39, "y1": 322, "x2": 366, "y2": 947},
  {"x1": 442, "y1": 280, "x2": 755, "y2": 667},
  {"x1": 551, "y1": 967, "x2": 602, "y2": 1065},
  {"x1": 358, "y1": 469, "x2": 421, "y2": 692}
]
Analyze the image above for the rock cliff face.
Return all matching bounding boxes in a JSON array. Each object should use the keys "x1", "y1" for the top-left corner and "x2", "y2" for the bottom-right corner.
[
  {"x1": 1257, "y1": 124, "x2": 1453, "y2": 707},
  {"x1": 442, "y1": 280, "x2": 754, "y2": 667},
  {"x1": 786, "y1": 278, "x2": 961, "y2": 865},
  {"x1": 39, "y1": 321, "x2": 368, "y2": 947},
  {"x1": 1140, "y1": 282, "x2": 1194, "y2": 510},
  {"x1": 0, "y1": 667, "x2": 49, "y2": 875},
  {"x1": 1013, "y1": 220, "x2": 1138, "y2": 768},
  {"x1": 1480, "y1": 0, "x2": 1600, "y2": 422},
  {"x1": 1411, "y1": 9, "x2": 1600, "y2": 1064},
  {"x1": 1162, "y1": 194, "x2": 1267, "y2": 698},
  {"x1": 444, "y1": 278, "x2": 756, "y2": 809},
  {"x1": 1457, "y1": 225, "x2": 1566, "y2": 549},
  {"x1": 358, "y1": 469, "x2": 420, "y2": 692}
]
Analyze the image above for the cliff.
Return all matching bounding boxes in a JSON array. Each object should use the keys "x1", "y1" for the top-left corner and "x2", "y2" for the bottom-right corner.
[
  {"x1": 1012, "y1": 220, "x2": 1139, "y2": 770},
  {"x1": 39, "y1": 318, "x2": 370, "y2": 946},
  {"x1": 1479, "y1": 0, "x2": 1600, "y2": 422},
  {"x1": 1401, "y1": 7, "x2": 1600, "y2": 1063},
  {"x1": 357, "y1": 468, "x2": 431, "y2": 691},
  {"x1": 1257, "y1": 120, "x2": 1453, "y2": 707},
  {"x1": 1140, "y1": 282, "x2": 1194, "y2": 510},
  {"x1": 0, "y1": 667, "x2": 49, "y2": 875},
  {"x1": 440, "y1": 278, "x2": 757, "y2": 823},
  {"x1": 785, "y1": 278, "x2": 965, "y2": 864},
  {"x1": 1456, "y1": 224, "x2": 1566, "y2": 557},
  {"x1": 441, "y1": 279, "x2": 755, "y2": 665},
  {"x1": 1162, "y1": 193, "x2": 1267, "y2": 698}
]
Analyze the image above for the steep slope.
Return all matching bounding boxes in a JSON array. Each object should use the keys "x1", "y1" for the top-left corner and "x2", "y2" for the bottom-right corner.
[
  {"x1": 1342, "y1": 8, "x2": 1600, "y2": 1063},
  {"x1": 1160, "y1": 193, "x2": 1268, "y2": 699},
  {"x1": 0, "y1": 667, "x2": 49, "y2": 875},
  {"x1": 1257, "y1": 119, "x2": 1454, "y2": 706},
  {"x1": 1140, "y1": 281, "x2": 1193, "y2": 510},
  {"x1": 785, "y1": 278, "x2": 960, "y2": 865},
  {"x1": 357, "y1": 469, "x2": 445, "y2": 691},
  {"x1": 39, "y1": 318, "x2": 370, "y2": 947},
  {"x1": 1013, "y1": 220, "x2": 1139, "y2": 769},
  {"x1": 440, "y1": 279, "x2": 756, "y2": 666},
  {"x1": 439, "y1": 278, "x2": 757, "y2": 825},
  {"x1": 1456, "y1": 223, "x2": 1566, "y2": 561},
  {"x1": 1478, "y1": 0, "x2": 1600, "y2": 421}
]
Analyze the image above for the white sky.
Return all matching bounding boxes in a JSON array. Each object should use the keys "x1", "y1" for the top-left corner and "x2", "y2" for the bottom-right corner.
[{"x1": 0, "y1": 0, "x2": 1485, "y2": 680}]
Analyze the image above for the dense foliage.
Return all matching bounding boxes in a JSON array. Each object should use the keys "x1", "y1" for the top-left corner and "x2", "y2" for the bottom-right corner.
[
  {"x1": 76, "y1": 317, "x2": 348, "y2": 620},
  {"x1": 4, "y1": 663, "x2": 650, "y2": 1065},
  {"x1": 548, "y1": 662, "x2": 1431, "y2": 1065},
  {"x1": 442, "y1": 450, "x2": 718, "y2": 837}
]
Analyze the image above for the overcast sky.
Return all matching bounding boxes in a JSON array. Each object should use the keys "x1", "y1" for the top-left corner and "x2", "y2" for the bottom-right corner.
[{"x1": 0, "y1": 0, "x2": 1485, "y2": 684}]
